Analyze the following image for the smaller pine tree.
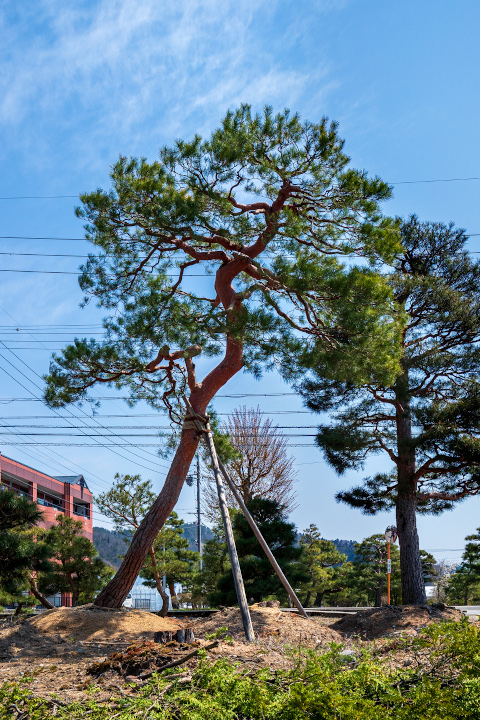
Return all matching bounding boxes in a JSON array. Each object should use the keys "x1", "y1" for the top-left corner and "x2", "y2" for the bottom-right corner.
[
  {"x1": 0, "y1": 489, "x2": 51, "y2": 612},
  {"x1": 212, "y1": 498, "x2": 308, "y2": 606},
  {"x1": 447, "y1": 528, "x2": 480, "y2": 605},
  {"x1": 190, "y1": 522, "x2": 229, "y2": 608},
  {"x1": 140, "y1": 511, "x2": 198, "y2": 609},
  {"x1": 298, "y1": 525, "x2": 348, "y2": 606},
  {"x1": 40, "y1": 515, "x2": 113, "y2": 605}
]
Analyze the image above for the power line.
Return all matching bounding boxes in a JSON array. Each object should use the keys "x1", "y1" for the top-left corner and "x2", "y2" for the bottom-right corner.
[
  {"x1": 0, "y1": 195, "x2": 78, "y2": 199},
  {"x1": 393, "y1": 177, "x2": 480, "y2": 185},
  {"x1": 0, "y1": 307, "x2": 170, "y2": 476},
  {"x1": 3, "y1": 435, "x2": 318, "y2": 444},
  {"x1": 2, "y1": 234, "x2": 480, "y2": 248},
  {"x1": 0, "y1": 423, "x2": 319, "y2": 429},
  {"x1": 0, "y1": 269, "x2": 208, "y2": 275},
  {"x1": 0, "y1": 177, "x2": 479, "y2": 201},
  {"x1": 0, "y1": 392, "x2": 298, "y2": 400}
]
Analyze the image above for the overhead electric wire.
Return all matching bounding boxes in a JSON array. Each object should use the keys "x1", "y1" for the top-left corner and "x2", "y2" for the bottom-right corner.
[
  {"x1": 0, "y1": 346, "x2": 170, "y2": 476},
  {"x1": 0, "y1": 176, "x2": 479, "y2": 201},
  {"x1": 0, "y1": 313, "x2": 171, "y2": 480},
  {"x1": 0, "y1": 392, "x2": 298, "y2": 400}
]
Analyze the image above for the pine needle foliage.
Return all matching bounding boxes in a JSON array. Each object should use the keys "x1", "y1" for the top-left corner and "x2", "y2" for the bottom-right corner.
[
  {"x1": 43, "y1": 104, "x2": 402, "y2": 419},
  {"x1": 294, "y1": 215, "x2": 480, "y2": 604},
  {"x1": 0, "y1": 489, "x2": 50, "y2": 597}
]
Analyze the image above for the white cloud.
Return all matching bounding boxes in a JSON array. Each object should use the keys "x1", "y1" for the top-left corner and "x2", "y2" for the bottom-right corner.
[{"x1": 0, "y1": 0, "x2": 338, "y2": 170}]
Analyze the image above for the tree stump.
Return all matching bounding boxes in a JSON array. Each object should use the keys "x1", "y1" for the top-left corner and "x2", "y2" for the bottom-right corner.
[
  {"x1": 154, "y1": 630, "x2": 173, "y2": 643},
  {"x1": 184, "y1": 628, "x2": 195, "y2": 642},
  {"x1": 153, "y1": 628, "x2": 195, "y2": 643}
]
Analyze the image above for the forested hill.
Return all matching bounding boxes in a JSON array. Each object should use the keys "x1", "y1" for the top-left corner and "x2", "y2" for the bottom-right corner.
[
  {"x1": 93, "y1": 527, "x2": 128, "y2": 569},
  {"x1": 330, "y1": 539, "x2": 356, "y2": 562},
  {"x1": 93, "y1": 525, "x2": 354, "y2": 569},
  {"x1": 93, "y1": 523, "x2": 215, "y2": 568}
]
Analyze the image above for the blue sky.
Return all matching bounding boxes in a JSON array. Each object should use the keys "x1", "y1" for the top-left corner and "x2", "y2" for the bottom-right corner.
[{"x1": 0, "y1": 0, "x2": 479, "y2": 562}]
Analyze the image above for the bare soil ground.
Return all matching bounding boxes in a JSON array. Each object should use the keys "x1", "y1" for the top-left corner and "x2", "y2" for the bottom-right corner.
[
  {"x1": 331, "y1": 603, "x2": 464, "y2": 640},
  {"x1": 28, "y1": 603, "x2": 180, "y2": 642},
  {"x1": 0, "y1": 603, "x2": 474, "y2": 707}
]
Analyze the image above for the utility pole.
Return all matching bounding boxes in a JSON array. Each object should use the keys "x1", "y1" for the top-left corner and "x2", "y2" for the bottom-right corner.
[
  {"x1": 196, "y1": 454, "x2": 202, "y2": 570},
  {"x1": 187, "y1": 454, "x2": 203, "y2": 568}
]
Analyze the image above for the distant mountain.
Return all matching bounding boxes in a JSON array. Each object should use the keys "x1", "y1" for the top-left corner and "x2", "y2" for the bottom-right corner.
[
  {"x1": 93, "y1": 526, "x2": 128, "y2": 569},
  {"x1": 92, "y1": 523, "x2": 214, "y2": 567},
  {"x1": 93, "y1": 524, "x2": 353, "y2": 566},
  {"x1": 329, "y1": 538, "x2": 356, "y2": 562},
  {"x1": 180, "y1": 522, "x2": 214, "y2": 551}
]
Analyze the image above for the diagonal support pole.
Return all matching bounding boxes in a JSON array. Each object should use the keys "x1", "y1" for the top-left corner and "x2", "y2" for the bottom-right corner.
[{"x1": 183, "y1": 397, "x2": 255, "y2": 642}]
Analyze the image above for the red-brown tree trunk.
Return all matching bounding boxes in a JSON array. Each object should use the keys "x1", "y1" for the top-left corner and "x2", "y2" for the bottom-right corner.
[
  {"x1": 94, "y1": 334, "x2": 243, "y2": 608},
  {"x1": 395, "y1": 373, "x2": 427, "y2": 605}
]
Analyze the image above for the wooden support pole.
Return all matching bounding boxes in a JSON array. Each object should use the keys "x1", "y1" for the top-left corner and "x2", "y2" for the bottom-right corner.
[
  {"x1": 217, "y1": 457, "x2": 310, "y2": 621},
  {"x1": 183, "y1": 398, "x2": 255, "y2": 642},
  {"x1": 387, "y1": 542, "x2": 391, "y2": 605}
]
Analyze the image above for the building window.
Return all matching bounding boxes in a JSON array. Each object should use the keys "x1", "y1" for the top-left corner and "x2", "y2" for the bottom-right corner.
[
  {"x1": 1, "y1": 480, "x2": 31, "y2": 498},
  {"x1": 37, "y1": 490, "x2": 63, "y2": 510}
]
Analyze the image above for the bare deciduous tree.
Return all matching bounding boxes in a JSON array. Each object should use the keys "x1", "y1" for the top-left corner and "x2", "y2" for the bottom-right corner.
[{"x1": 202, "y1": 406, "x2": 297, "y2": 521}]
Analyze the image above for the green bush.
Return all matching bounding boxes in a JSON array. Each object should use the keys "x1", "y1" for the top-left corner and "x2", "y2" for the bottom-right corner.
[{"x1": 1, "y1": 620, "x2": 479, "y2": 719}]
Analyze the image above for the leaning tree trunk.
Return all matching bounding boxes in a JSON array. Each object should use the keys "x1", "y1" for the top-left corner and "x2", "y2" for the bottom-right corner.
[
  {"x1": 395, "y1": 377, "x2": 427, "y2": 605},
  {"x1": 147, "y1": 547, "x2": 169, "y2": 617},
  {"x1": 313, "y1": 591, "x2": 324, "y2": 606},
  {"x1": 168, "y1": 581, "x2": 180, "y2": 609},
  {"x1": 29, "y1": 576, "x2": 55, "y2": 610},
  {"x1": 94, "y1": 426, "x2": 199, "y2": 607},
  {"x1": 94, "y1": 333, "x2": 244, "y2": 608}
]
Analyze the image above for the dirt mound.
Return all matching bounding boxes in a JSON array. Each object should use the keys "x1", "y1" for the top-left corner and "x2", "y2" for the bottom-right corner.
[
  {"x1": 332, "y1": 604, "x2": 464, "y2": 640},
  {"x1": 28, "y1": 604, "x2": 181, "y2": 642},
  {"x1": 192, "y1": 603, "x2": 341, "y2": 646}
]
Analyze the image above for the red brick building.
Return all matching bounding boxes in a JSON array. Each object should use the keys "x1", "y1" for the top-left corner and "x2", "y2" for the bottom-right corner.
[
  {"x1": 0, "y1": 452, "x2": 93, "y2": 540},
  {"x1": 0, "y1": 453, "x2": 94, "y2": 607}
]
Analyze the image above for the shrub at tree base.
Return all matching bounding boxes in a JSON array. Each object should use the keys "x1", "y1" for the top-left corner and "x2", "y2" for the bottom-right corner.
[{"x1": 2, "y1": 621, "x2": 480, "y2": 719}]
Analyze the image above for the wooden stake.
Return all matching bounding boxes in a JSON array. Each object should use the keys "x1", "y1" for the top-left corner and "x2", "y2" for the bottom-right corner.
[
  {"x1": 183, "y1": 398, "x2": 255, "y2": 642},
  {"x1": 217, "y1": 457, "x2": 310, "y2": 621},
  {"x1": 387, "y1": 541, "x2": 391, "y2": 605}
]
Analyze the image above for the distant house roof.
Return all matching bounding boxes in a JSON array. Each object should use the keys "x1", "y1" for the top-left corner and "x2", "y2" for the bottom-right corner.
[{"x1": 53, "y1": 475, "x2": 90, "y2": 491}]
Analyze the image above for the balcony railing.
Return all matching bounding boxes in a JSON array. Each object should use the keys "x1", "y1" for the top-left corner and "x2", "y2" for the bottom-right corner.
[
  {"x1": 37, "y1": 496, "x2": 64, "y2": 511},
  {"x1": 73, "y1": 503, "x2": 90, "y2": 518}
]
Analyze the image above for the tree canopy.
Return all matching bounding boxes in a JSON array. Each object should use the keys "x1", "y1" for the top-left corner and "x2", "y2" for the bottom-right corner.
[
  {"x1": 295, "y1": 216, "x2": 480, "y2": 604},
  {"x1": 0, "y1": 489, "x2": 51, "y2": 602},
  {"x1": 298, "y1": 524, "x2": 348, "y2": 607},
  {"x1": 447, "y1": 527, "x2": 480, "y2": 605},
  {"x1": 39, "y1": 515, "x2": 113, "y2": 606},
  {"x1": 42, "y1": 105, "x2": 402, "y2": 607}
]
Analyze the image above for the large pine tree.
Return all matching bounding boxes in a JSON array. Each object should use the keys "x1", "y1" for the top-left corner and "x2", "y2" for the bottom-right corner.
[
  {"x1": 43, "y1": 105, "x2": 402, "y2": 607},
  {"x1": 296, "y1": 216, "x2": 480, "y2": 604}
]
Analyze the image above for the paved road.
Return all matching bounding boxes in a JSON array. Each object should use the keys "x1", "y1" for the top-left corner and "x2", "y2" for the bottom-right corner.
[
  {"x1": 281, "y1": 605, "x2": 480, "y2": 618},
  {"x1": 453, "y1": 605, "x2": 480, "y2": 617}
]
